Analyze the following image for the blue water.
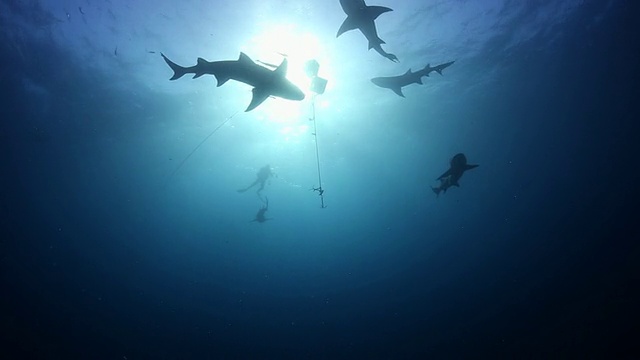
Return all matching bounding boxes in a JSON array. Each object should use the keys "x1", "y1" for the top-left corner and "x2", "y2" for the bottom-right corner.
[{"x1": 1, "y1": 0, "x2": 638, "y2": 358}]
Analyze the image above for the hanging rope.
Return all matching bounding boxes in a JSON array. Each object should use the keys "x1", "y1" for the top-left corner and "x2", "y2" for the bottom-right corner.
[
  {"x1": 165, "y1": 110, "x2": 240, "y2": 186},
  {"x1": 310, "y1": 94, "x2": 326, "y2": 208}
]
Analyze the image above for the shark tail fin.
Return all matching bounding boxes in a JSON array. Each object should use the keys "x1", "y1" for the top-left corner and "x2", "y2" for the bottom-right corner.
[
  {"x1": 193, "y1": 58, "x2": 207, "y2": 79},
  {"x1": 161, "y1": 53, "x2": 188, "y2": 81}
]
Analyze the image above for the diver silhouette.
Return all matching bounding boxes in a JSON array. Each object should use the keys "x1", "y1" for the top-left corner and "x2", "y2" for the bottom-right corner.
[
  {"x1": 237, "y1": 164, "x2": 272, "y2": 194},
  {"x1": 250, "y1": 197, "x2": 270, "y2": 223}
]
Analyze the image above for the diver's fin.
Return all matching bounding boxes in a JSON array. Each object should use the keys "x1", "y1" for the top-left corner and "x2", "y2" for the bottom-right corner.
[
  {"x1": 246, "y1": 87, "x2": 270, "y2": 112},
  {"x1": 161, "y1": 53, "x2": 188, "y2": 81}
]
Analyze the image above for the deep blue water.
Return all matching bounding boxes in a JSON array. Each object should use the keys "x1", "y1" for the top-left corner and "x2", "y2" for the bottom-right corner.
[{"x1": 1, "y1": 0, "x2": 638, "y2": 358}]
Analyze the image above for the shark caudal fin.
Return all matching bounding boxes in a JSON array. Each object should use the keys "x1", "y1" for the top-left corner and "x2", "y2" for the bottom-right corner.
[{"x1": 161, "y1": 53, "x2": 188, "y2": 81}]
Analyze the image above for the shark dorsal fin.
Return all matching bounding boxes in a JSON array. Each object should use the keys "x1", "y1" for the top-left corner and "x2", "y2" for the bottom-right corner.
[
  {"x1": 274, "y1": 58, "x2": 288, "y2": 77},
  {"x1": 238, "y1": 52, "x2": 254, "y2": 64}
]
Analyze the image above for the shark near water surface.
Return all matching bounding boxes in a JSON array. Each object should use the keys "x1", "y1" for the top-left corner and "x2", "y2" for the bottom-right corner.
[{"x1": 161, "y1": 52, "x2": 304, "y2": 112}]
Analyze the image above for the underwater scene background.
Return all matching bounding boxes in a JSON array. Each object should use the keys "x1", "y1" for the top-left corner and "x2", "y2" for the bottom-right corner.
[{"x1": 1, "y1": 0, "x2": 638, "y2": 358}]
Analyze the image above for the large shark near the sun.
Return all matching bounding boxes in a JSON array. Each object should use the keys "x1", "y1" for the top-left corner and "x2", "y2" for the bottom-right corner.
[
  {"x1": 371, "y1": 61, "x2": 455, "y2": 97},
  {"x1": 336, "y1": 0, "x2": 398, "y2": 62},
  {"x1": 161, "y1": 53, "x2": 305, "y2": 112}
]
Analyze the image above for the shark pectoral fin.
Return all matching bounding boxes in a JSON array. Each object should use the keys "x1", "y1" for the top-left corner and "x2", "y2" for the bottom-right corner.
[
  {"x1": 391, "y1": 87, "x2": 405, "y2": 97},
  {"x1": 337, "y1": 17, "x2": 357, "y2": 37},
  {"x1": 465, "y1": 164, "x2": 479, "y2": 170},
  {"x1": 214, "y1": 75, "x2": 231, "y2": 87},
  {"x1": 246, "y1": 87, "x2": 270, "y2": 112},
  {"x1": 274, "y1": 58, "x2": 288, "y2": 77},
  {"x1": 453, "y1": 182, "x2": 460, "y2": 187},
  {"x1": 437, "y1": 169, "x2": 452, "y2": 180},
  {"x1": 367, "y1": 6, "x2": 393, "y2": 20},
  {"x1": 416, "y1": 79, "x2": 423, "y2": 85}
]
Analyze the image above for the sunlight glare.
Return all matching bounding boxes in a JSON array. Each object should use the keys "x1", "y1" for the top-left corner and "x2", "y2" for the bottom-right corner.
[{"x1": 242, "y1": 24, "x2": 330, "y2": 136}]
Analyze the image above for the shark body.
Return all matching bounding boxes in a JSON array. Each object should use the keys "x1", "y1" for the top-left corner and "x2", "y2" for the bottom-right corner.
[
  {"x1": 432, "y1": 153, "x2": 478, "y2": 196},
  {"x1": 337, "y1": 0, "x2": 398, "y2": 62},
  {"x1": 251, "y1": 197, "x2": 270, "y2": 223},
  {"x1": 371, "y1": 61, "x2": 455, "y2": 97},
  {"x1": 161, "y1": 53, "x2": 305, "y2": 112}
]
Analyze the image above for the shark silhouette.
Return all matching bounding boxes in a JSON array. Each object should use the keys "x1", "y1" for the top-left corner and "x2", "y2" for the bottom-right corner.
[
  {"x1": 336, "y1": 0, "x2": 398, "y2": 62},
  {"x1": 432, "y1": 153, "x2": 478, "y2": 196},
  {"x1": 161, "y1": 53, "x2": 305, "y2": 112},
  {"x1": 371, "y1": 61, "x2": 455, "y2": 97},
  {"x1": 251, "y1": 197, "x2": 270, "y2": 223}
]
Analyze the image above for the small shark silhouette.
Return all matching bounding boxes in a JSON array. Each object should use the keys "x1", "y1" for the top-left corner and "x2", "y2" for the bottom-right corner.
[
  {"x1": 371, "y1": 61, "x2": 455, "y2": 97},
  {"x1": 336, "y1": 0, "x2": 398, "y2": 62},
  {"x1": 432, "y1": 153, "x2": 478, "y2": 196},
  {"x1": 237, "y1": 164, "x2": 272, "y2": 194},
  {"x1": 161, "y1": 53, "x2": 305, "y2": 111},
  {"x1": 251, "y1": 197, "x2": 270, "y2": 223}
]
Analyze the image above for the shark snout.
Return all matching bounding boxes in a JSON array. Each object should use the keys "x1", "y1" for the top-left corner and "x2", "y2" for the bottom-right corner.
[
  {"x1": 292, "y1": 88, "x2": 305, "y2": 101},
  {"x1": 371, "y1": 78, "x2": 383, "y2": 86}
]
